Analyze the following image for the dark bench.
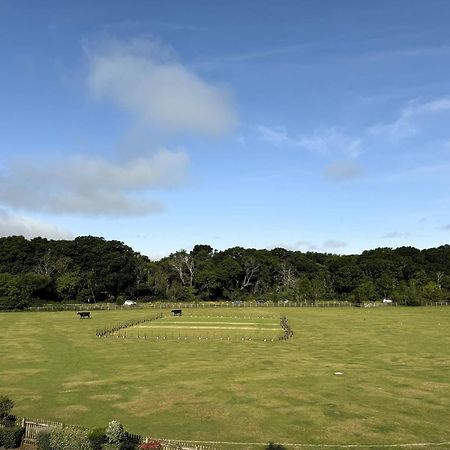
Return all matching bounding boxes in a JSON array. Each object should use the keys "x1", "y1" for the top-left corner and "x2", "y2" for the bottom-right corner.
[
  {"x1": 77, "y1": 311, "x2": 90, "y2": 319},
  {"x1": 171, "y1": 309, "x2": 182, "y2": 316}
]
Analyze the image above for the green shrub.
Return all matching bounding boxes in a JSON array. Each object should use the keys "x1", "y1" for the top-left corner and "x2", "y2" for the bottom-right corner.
[
  {"x1": 89, "y1": 427, "x2": 107, "y2": 450},
  {"x1": 1, "y1": 414, "x2": 16, "y2": 427},
  {"x1": 0, "y1": 395, "x2": 14, "y2": 426},
  {"x1": 49, "y1": 425, "x2": 92, "y2": 450},
  {"x1": 105, "y1": 421, "x2": 124, "y2": 444},
  {"x1": 266, "y1": 443, "x2": 286, "y2": 450},
  {"x1": 115, "y1": 295, "x2": 125, "y2": 306},
  {"x1": 36, "y1": 429, "x2": 53, "y2": 450},
  {"x1": 0, "y1": 425, "x2": 24, "y2": 448},
  {"x1": 102, "y1": 444, "x2": 121, "y2": 450},
  {"x1": 124, "y1": 432, "x2": 140, "y2": 445},
  {"x1": 119, "y1": 442, "x2": 137, "y2": 450}
]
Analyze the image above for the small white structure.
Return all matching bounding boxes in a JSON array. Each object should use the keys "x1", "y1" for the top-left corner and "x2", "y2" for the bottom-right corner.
[
  {"x1": 124, "y1": 300, "x2": 137, "y2": 306},
  {"x1": 383, "y1": 298, "x2": 393, "y2": 304}
]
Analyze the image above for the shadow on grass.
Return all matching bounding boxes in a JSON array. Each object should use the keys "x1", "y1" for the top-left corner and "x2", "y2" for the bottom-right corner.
[{"x1": 266, "y1": 443, "x2": 287, "y2": 450}]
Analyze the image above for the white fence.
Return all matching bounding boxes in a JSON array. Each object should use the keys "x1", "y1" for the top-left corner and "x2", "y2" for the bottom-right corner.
[
  {"x1": 20, "y1": 417, "x2": 220, "y2": 450},
  {"x1": 21, "y1": 418, "x2": 63, "y2": 444},
  {"x1": 27, "y1": 300, "x2": 358, "y2": 312}
]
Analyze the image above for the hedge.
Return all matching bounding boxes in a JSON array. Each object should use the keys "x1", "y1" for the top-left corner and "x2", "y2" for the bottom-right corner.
[
  {"x1": 0, "y1": 425, "x2": 24, "y2": 448},
  {"x1": 49, "y1": 426, "x2": 92, "y2": 450},
  {"x1": 36, "y1": 429, "x2": 52, "y2": 450}
]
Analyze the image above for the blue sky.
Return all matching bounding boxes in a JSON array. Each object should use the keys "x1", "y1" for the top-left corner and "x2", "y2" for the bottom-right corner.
[{"x1": 1, "y1": 0, "x2": 450, "y2": 258}]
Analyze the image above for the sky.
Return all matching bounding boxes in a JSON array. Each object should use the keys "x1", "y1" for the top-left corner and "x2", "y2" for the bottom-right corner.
[{"x1": 1, "y1": 0, "x2": 450, "y2": 259}]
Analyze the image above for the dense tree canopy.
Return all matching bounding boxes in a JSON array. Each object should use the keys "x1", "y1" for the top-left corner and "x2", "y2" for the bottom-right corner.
[{"x1": 0, "y1": 235, "x2": 449, "y2": 309}]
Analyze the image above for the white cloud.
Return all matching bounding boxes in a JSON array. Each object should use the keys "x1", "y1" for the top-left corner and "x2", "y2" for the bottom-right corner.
[
  {"x1": 298, "y1": 128, "x2": 362, "y2": 157},
  {"x1": 0, "y1": 149, "x2": 188, "y2": 216},
  {"x1": 87, "y1": 38, "x2": 237, "y2": 135},
  {"x1": 324, "y1": 162, "x2": 362, "y2": 181},
  {"x1": 280, "y1": 240, "x2": 318, "y2": 251},
  {"x1": 369, "y1": 97, "x2": 450, "y2": 140},
  {"x1": 257, "y1": 125, "x2": 362, "y2": 157},
  {"x1": 0, "y1": 209, "x2": 74, "y2": 240},
  {"x1": 256, "y1": 125, "x2": 293, "y2": 147},
  {"x1": 273, "y1": 239, "x2": 348, "y2": 252},
  {"x1": 383, "y1": 232, "x2": 411, "y2": 238},
  {"x1": 295, "y1": 240, "x2": 315, "y2": 248},
  {"x1": 322, "y1": 240, "x2": 348, "y2": 249},
  {"x1": 194, "y1": 44, "x2": 305, "y2": 69}
]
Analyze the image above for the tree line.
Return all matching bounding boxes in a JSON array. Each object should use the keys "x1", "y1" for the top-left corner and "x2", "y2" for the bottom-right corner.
[{"x1": 0, "y1": 235, "x2": 449, "y2": 309}]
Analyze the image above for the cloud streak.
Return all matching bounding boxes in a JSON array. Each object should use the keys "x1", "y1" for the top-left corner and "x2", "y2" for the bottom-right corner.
[
  {"x1": 369, "y1": 97, "x2": 450, "y2": 140},
  {"x1": 87, "y1": 38, "x2": 237, "y2": 135},
  {"x1": 275, "y1": 239, "x2": 349, "y2": 252},
  {"x1": 257, "y1": 125, "x2": 362, "y2": 157},
  {"x1": 383, "y1": 231, "x2": 411, "y2": 238},
  {"x1": 322, "y1": 239, "x2": 348, "y2": 249},
  {"x1": 0, "y1": 149, "x2": 188, "y2": 216},
  {"x1": 194, "y1": 44, "x2": 306, "y2": 69},
  {"x1": 0, "y1": 208, "x2": 74, "y2": 240}
]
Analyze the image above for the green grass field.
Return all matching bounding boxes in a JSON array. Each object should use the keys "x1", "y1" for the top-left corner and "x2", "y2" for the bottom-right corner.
[
  {"x1": 1, "y1": 307, "x2": 449, "y2": 448},
  {"x1": 111, "y1": 314, "x2": 283, "y2": 341}
]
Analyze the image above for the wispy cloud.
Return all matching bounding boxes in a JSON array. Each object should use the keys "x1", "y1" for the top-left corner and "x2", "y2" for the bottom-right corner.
[
  {"x1": 257, "y1": 125, "x2": 362, "y2": 157},
  {"x1": 193, "y1": 44, "x2": 306, "y2": 69},
  {"x1": 0, "y1": 208, "x2": 74, "y2": 240},
  {"x1": 298, "y1": 128, "x2": 362, "y2": 157},
  {"x1": 383, "y1": 231, "x2": 411, "y2": 238},
  {"x1": 0, "y1": 149, "x2": 188, "y2": 216},
  {"x1": 323, "y1": 240, "x2": 348, "y2": 249},
  {"x1": 369, "y1": 96, "x2": 450, "y2": 140},
  {"x1": 274, "y1": 239, "x2": 348, "y2": 252},
  {"x1": 256, "y1": 125, "x2": 294, "y2": 148},
  {"x1": 324, "y1": 162, "x2": 362, "y2": 182},
  {"x1": 291, "y1": 240, "x2": 318, "y2": 251},
  {"x1": 87, "y1": 38, "x2": 237, "y2": 135},
  {"x1": 359, "y1": 44, "x2": 450, "y2": 61},
  {"x1": 99, "y1": 19, "x2": 204, "y2": 33}
]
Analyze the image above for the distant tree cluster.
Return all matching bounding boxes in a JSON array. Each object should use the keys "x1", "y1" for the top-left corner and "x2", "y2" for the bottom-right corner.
[{"x1": 0, "y1": 236, "x2": 449, "y2": 309}]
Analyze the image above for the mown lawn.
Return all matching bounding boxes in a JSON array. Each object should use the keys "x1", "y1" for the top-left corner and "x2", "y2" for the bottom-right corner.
[
  {"x1": 115, "y1": 314, "x2": 282, "y2": 341},
  {"x1": 0, "y1": 307, "x2": 449, "y2": 448}
]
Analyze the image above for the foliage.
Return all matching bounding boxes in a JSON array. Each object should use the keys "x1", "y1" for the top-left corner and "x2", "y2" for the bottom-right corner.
[
  {"x1": 0, "y1": 395, "x2": 13, "y2": 419},
  {"x1": 0, "y1": 395, "x2": 15, "y2": 427},
  {"x1": 0, "y1": 274, "x2": 25, "y2": 310},
  {"x1": 89, "y1": 427, "x2": 107, "y2": 450},
  {"x1": 101, "y1": 444, "x2": 121, "y2": 450},
  {"x1": 105, "y1": 421, "x2": 125, "y2": 444},
  {"x1": 116, "y1": 295, "x2": 126, "y2": 305},
  {"x1": 49, "y1": 425, "x2": 93, "y2": 450},
  {"x1": 119, "y1": 442, "x2": 137, "y2": 450},
  {"x1": 36, "y1": 429, "x2": 53, "y2": 450},
  {"x1": 0, "y1": 425, "x2": 24, "y2": 448},
  {"x1": 56, "y1": 271, "x2": 82, "y2": 302},
  {"x1": 0, "y1": 236, "x2": 449, "y2": 308},
  {"x1": 266, "y1": 443, "x2": 286, "y2": 450}
]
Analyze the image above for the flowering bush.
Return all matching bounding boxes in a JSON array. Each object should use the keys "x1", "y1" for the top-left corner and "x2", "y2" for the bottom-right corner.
[
  {"x1": 139, "y1": 441, "x2": 162, "y2": 450},
  {"x1": 105, "y1": 421, "x2": 125, "y2": 444}
]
